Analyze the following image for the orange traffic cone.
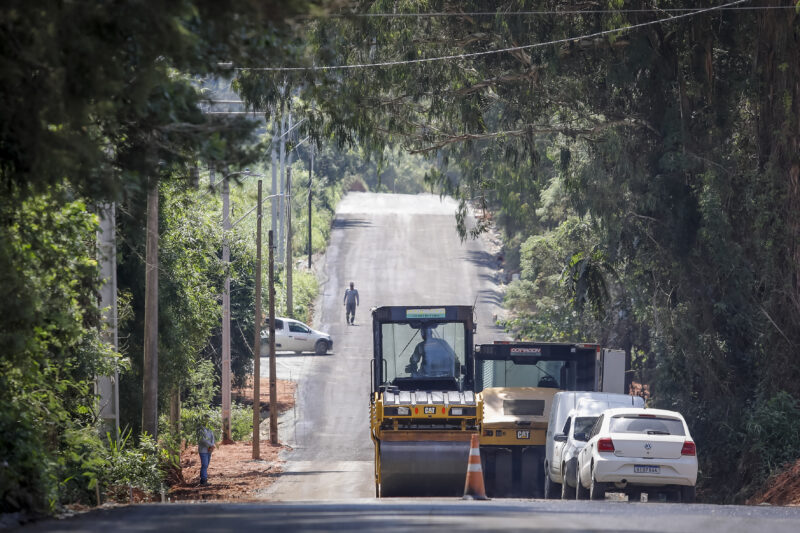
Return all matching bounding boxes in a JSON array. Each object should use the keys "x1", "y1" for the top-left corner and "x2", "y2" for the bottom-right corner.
[{"x1": 463, "y1": 433, "x2": 488, "y2": 500}]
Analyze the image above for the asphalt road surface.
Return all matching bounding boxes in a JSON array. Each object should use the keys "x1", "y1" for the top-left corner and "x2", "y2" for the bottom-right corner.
[
  {"x1": 21, "y1": 192, "x2": 800, "y2": 532},
  {"x1": 260, "y1": 192, "x2": 508, "y2": 500},
  {"x1": 23, "y1": 500, "x2": 800, "y2": 532}
]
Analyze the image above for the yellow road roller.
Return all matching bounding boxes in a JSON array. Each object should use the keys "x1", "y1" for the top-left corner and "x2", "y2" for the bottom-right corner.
[{"x1": 370, "y1": 305, "x2": 478, "y2": 497}]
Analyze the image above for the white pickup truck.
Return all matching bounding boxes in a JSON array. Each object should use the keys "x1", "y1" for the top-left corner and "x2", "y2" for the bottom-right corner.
[{"x1": 260, "y1": 317, "x2": 332, "y2": 355}]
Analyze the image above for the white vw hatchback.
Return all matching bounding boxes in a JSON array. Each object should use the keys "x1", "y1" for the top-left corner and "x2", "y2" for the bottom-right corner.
[{"x1": 576, "y1": 407, "x2": 697, "y2": 502}]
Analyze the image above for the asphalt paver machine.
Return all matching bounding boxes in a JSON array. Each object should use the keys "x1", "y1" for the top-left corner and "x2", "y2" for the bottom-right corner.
[{"x1": 370, "y1": 305, "x2": 478, "y2": 497}]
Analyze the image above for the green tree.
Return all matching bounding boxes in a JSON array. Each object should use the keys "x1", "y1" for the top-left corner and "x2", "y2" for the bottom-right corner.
[
  {"x1": 0, "y1": 0, "x2": 329, "y2": 513},
  {"x1": 0, "y1": 189, "x2": 113, "y2": 512}
]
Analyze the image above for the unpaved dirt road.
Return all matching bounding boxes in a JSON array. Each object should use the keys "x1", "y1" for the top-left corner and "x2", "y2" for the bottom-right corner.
[{"x1": 260, "y1": 192, "x2": 507, "y2": 500}]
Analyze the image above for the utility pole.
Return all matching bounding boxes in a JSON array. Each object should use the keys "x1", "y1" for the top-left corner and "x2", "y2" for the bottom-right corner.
[
  {"x1": 252, "y1": 181, "x2": 263, "y2": 459},
  {"x1": 285, "y1": 111, "x2": 294, "y2": 267},
  {"x1": 268, "y1": 230, "x2": 278, "y2": 445},
  {"x1": 271, "y1": 119, "x2": 278, "y2": 238},
  {"x1": 170, "y1": 388, "x2": 180, "y2": 436},
  {"x1": 278, "y1": 103, "x2": 287, "y2": 264},
  {"x1": 142, "y1": 180, "x2": 159, "y2": 438},
  {"x1": 221, "y1": 172, "x2": 232, "y2": 443},
  {"x1": 96, "y1": 202, "x2": 119, "y2": 440},
  {"x1": 169, "y1": 165, "x2": 198, "y2": 436},
  {"x1": 308, "y1": 136, "x2": 314, "y2": 269},
  {"x1": 286, "y1": 168, "x2": 293, "y2": 318}
]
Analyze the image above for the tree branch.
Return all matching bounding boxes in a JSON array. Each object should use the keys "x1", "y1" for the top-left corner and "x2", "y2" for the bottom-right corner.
[{"x1": 408, "y1": 118, "x2": 660, "y2": 154}]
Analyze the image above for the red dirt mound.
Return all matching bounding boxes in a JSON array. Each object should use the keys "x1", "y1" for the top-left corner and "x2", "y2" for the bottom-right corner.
[
  {"x1": 233, "y1": 376, "x2": 296, "y2": 411},
  {"x1": 748, "y1": 459, "x2": 800, "y2": 506},
  {"x1": 168, "y1": 377, "x2": 295, "y2": 502},
  {"x1": 170, "y1": 440, "x2": 285, "y2": 501}
]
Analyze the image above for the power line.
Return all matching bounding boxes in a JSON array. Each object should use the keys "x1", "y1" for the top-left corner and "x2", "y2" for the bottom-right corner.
[
  {"x1": 205, "y1": 111, "x2": 267, "y2": 115},
  {"x1": 236, "y1": 0, "x2": 749, "y2": 72},
  {"x1": 338, "y1": 5, "x2": 791, "y2": 18}
]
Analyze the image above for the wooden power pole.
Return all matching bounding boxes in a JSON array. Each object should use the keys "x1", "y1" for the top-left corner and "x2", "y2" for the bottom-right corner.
[
  {"x1": 268, "y1": 230, "x2": 278, "y2": 445},
  {"x1": 252, "y1": 181, "x2": 263, "y2": 459},
  {"x1": 142, "y1": 180, "x2": 159, "y2": 438}
]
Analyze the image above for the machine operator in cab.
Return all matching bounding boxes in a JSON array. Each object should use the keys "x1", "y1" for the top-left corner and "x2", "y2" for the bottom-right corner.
[{"x1": 405, "y1": 325, "x2": 457, "y2": 377}]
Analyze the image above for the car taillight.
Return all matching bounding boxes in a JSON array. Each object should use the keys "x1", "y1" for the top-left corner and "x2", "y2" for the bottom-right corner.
[
  {"x1": 681, "y1": 441, "x2": 696, "y2": 456},
  {"x1": 597, "y1": 438, "x2": 615, "y2": 452}
]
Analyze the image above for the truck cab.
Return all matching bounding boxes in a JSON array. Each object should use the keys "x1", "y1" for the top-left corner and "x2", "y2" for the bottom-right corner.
[{"x1": 473, "y1": 342, "x2": 623, "y2": 498}]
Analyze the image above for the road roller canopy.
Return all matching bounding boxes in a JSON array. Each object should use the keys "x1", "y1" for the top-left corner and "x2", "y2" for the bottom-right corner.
[
  {"x1": 474, "y1": 342, "x2": 598, "y2": 392},
  {"x1": 372, "y1": 305, "x2": 475, "y2": 392}
]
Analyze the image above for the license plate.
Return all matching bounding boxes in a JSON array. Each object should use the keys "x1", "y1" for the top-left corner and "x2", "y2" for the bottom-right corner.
[
  {"x1": 516, "y1": 430, "x2": 530, "y2": 439},
  {"x1": 424, "y1": 406, "x2": 436, "y2": 415},
  {"x1": 634, "y1": 465, "x2": 660, "y2": 474}
]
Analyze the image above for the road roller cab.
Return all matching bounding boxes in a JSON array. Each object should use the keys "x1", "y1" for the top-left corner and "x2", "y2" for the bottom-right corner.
[{"x1": 370, "y1": 305, "x2": 478, "y2": 497}]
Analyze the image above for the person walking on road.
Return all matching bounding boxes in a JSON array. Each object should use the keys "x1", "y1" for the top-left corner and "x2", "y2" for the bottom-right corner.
[
  {"x1": 344, "y1": 281, "x2": 359, "y2": 325},
  {"x1": 197, "y1": 415, "x2": 216, "y2": 485}
]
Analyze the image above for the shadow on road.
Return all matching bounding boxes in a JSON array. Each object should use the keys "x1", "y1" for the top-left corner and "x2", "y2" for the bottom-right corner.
[
  {"x1": 461, "y1": 249, "x2": 501, "y2": 269},
  {"x1": 332, "y1": 217, "x2": 372, "y2": 230},
  {"x1": 475, "y1": 289, "x2": 504, "y2": 307},
  {"x1": 277, "y1": 470, "x2": 349, "y2": 476},
  {"x1": 272, "y1": 352, "x2": 335, "y2": 358}
]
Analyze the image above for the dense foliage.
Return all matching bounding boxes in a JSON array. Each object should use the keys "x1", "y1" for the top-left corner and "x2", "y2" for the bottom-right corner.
[
  {"x1": 236, "y1": 0, "x2": 799, "y2": 502},
  {"x1": 0, "y1": 0, "x2": 330, "y2": 515},
  {"x1": 0, "y1": 190, "x2": 112, "y2": 512}
]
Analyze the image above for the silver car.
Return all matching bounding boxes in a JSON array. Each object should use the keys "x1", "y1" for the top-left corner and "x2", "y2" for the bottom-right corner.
[{"x1": 260, "y1": 317, "x2": 332, "y2": 355}]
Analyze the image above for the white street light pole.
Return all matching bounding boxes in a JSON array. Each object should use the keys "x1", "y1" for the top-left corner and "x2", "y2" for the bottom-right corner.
[
  {"x1": 278, "y1": 105, "x2": 287, "y2": 265},
  {"x1": 220, "y1": 168, "x2": 264, "y2": 444},
  {"x1": 221, "y1": 171, "x2": 232, "y2": 442},
  {"x1": 96, "y1": 202, "x2": 119, "y2": 440},
  {"x1": 271, "y1": 118, "x2": 278, "y2": 242}
]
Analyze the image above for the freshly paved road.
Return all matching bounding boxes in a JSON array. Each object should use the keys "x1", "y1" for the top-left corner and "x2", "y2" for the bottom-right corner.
[
  {"x1": 21, "y1": 192, "x2": 800, "y2": 532},
  {"x1": 23, "y1": 500, "x2": 800, "y2": 532},
  {"x1": 260, "y1": 192, "x2": 507, "y2": 500}
]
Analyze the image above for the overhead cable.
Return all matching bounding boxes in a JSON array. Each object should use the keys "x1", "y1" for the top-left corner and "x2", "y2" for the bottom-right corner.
[
  {"x1": 236, "y1": 0, "x2": 748, "y2": 72},
  {"x1": 341, "y1": 4, "x2": 790, "y2": 18}
]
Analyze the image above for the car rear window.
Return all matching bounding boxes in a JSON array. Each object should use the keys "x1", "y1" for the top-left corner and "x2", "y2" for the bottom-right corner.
[
  {"x1": 609, "y1": 415, "x2": 685, "y2": 436},
  {"x1": 573, "y1": 416, "x2": 597, "y2": 437}
]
